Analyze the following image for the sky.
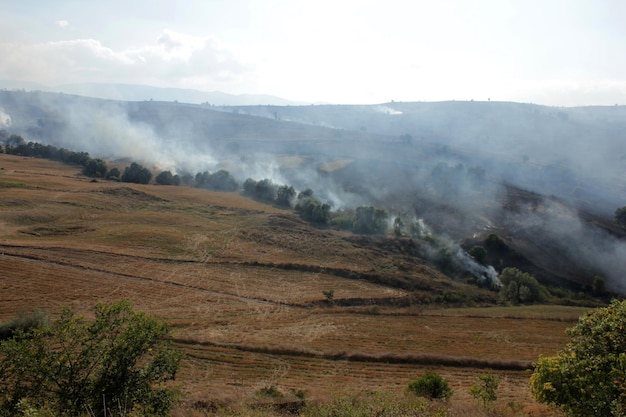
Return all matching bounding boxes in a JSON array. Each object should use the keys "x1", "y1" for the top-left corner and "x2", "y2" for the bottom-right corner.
[{"x1": 1, "y1": 0, "x2": 626, "y2": 105}]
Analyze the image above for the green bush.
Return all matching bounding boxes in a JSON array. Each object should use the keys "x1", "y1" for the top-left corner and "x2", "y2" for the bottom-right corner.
[
  {"x1": 469, "y1": 374, "x2": 500, "y2": 407},
  {"x1": 0, "y1": 310, "x2": 47, "y2": 341},
  {"x1": 531, "y1": 299, "x2": 626, "y2": 416},
  {"x1": 0, "y1": 301, "x2": 181, "y2": 417},
  {"x1": 407, "y1": 371, "x2": 453, "y2": 400}
]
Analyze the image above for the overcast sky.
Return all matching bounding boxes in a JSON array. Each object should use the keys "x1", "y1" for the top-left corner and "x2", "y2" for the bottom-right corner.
[{"x1": 2, "y1": 0, "x2": 626, "y2": 105}]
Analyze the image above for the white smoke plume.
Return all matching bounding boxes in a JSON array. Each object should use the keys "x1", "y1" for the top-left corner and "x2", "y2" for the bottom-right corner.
[{"x1": 0, "y1": 109, "x2": 11, "y2": 127}]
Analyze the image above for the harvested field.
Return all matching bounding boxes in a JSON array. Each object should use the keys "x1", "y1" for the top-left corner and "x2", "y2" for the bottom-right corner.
[{"x1": 0, "y1": 154, "x2": 578, "y2": 415}]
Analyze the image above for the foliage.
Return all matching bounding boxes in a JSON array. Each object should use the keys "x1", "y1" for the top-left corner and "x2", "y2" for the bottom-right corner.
[
  {"x1": 0, "y1": 311, "x2": 47, "y2": 342},
  {"x1": 276, "y1": 185, "x2": 296, "y2": 207},
  {"x1": 242, "y1": 178, "x2": 277, "y2": 203},
  {"x1": 0, "y1": 301, "x2": 181, "y2": 417},
  {"x1": 196, "y1": 170, "x2": 238, "y2": 191},
  {"x1": 469, "y1": 374, "x2": 501, "y2": 407},
  {"x1": 155, "y1": 170, "x2": 181, "y2": 186},
  {"x1": 615, "y1": 206, "x2": 626, "y2": 227},
  {"x1": 105, "y1": 167, "x2": 121, "y2": 181},
  {"x1": 302, "y1": 390, "x2": 447, "y2": 417},
  {"x1": 82, "y1": 158, "x2": 108, "y2": 178},
  {"x1": 121, "y1": 162, "x2": 152, "y2": 184},
  {"x1": 256, "y1": 385, "x2": 284, "y2": 399},
  {"x1": 4, "y1": 139, "x2": 91, "y2": 167},
  {"x1": 353, "y1": 206, "x2": 388, "y2": 235},
  {"x1": 407, "y1": 371, "x2": 453, "y2": 400},
  {"x1": 498, "y1": 267, "x2": 547, "y2": 304},
  {"x1": 468, "y1": 245, "x2": 487, "y2": 264},
  {"x1": 530, "y1": 299, "x2": 626, "y2": 416},
  {"x1": 296, "y1": 196, "x2": 330, "y2": 224}
]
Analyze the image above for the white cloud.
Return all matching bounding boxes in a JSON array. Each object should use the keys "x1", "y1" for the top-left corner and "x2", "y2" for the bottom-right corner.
[{"x1": 0, "y1": 29, "x2": 250, "y2": 91}]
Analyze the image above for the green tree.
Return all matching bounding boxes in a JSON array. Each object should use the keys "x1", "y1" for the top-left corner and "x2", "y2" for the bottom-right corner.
[
  {"x1": 83, "y1": 159, "x2": 108, "y2": 178},
  {"x1": 469, "y1": 374, "x2": 500, "y2": 407},
  {"x1": 407, "y1": 371, "x2": 452, "y2": 400},
  {"x1": 468, "y1": 245, "x2": 487, "y2": 264},
  {"x1": 530, "y1": 299, "x2": 626, "y2": 416},
  {"x1": 105, "y1": 167, "x2": 121, "y2": 181},
  {"x1": 121, "y1": 162, "x2": 152, "y2": 184},
  {"x1": 155, "y1": 170, "x2": 180, "y2": 186},
  {"x1": 0, "y1": 301, "x2": 181, "y2": 417},
  {"x1": 353, "y1": 206, "x2": 388, "y2": 235},
  {"x1": 276, "y1": 185, "x2": 296, "y2": 207},
  {"x1": 498, "y1": 267, "x2": 546, "y2": 304}
]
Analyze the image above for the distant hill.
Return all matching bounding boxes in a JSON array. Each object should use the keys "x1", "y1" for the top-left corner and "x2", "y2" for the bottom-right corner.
[{"x1": 0, "y1": 80, "x2": 302, "y2": 106}]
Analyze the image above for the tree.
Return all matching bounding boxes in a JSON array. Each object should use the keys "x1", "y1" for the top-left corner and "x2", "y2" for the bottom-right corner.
[
  {"x1": 498, "y1": 267, "x2": 546, "y2": 304},
  {"x1": 468, "y1": 245, "x2": 487, "y2": 264},
  {"x1": 469, "y1": 374, "x2": 500, "y2": 407},
  {"x1": 83, "y1": 158, "x2": 108, "y2": 178},
  {"x1": 530, "y1": 299, "x2": 626, "y2": 416},
  {"x1": 353, "y1": 206, "x2": 388, "y2": 234},
  {"x1": 155, "y1": 170, "x2": 180, "y2": 186},
  {"x1": 615, "y1": 206, "x2": 626, "y2": 227},
  {"x1": 407, "y1": 371, "x2": 452, "y2": 400},
  {"x1": 105, "y1": 167, "x2": 121, "y2": 181},
  {"x1": 0, "y1": 301, "x2": 181, "y2": 417},
  {"x1": 121, "y1": 162, "x2": 152, "y2": 184},
  {"x1": 276, "y1": 185, "x2": 296, "y2": 207}
]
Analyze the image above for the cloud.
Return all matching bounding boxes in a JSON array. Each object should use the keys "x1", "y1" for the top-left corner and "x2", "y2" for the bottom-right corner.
[
  {"x1": 0, "y1": 29, "x2": 249, "y2": 90},
  {"x1": 55, "y1": 20, "x2": 69, "y2": 29}
]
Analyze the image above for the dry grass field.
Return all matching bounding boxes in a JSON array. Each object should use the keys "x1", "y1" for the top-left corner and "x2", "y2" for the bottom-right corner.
[{"x1": 0, "y1": 154, "x2": 587, "y2": 416}]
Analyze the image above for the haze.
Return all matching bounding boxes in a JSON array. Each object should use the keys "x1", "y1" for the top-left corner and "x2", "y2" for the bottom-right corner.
[{"x1": 2, "y1": 0, "x2": 626, "y2": 105}]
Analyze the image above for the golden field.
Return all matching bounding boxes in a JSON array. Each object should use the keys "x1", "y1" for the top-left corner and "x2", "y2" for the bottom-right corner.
[{"x1": 0, "y1": 154, "x2": 586, "y2": 416}]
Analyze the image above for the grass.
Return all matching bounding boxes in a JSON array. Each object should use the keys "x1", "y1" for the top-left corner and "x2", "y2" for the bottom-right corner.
[
  {"x1": 0, "y1": 178, "x2": 28, "y2": 188},
  {"x1": 0, "y1": 154, "x2": 577, "y2": 416}
]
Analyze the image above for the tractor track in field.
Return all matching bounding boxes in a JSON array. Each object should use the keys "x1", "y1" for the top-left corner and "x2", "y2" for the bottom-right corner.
[
  {"x1": 0, "y1": 243, "x2": 307, "y2": 309},
  {"x1": 174, "y1": 337, "x2": 533, "y2": 371},
  {"x1": 0, "y1": 243, "x2": 414, "y2": 306}
]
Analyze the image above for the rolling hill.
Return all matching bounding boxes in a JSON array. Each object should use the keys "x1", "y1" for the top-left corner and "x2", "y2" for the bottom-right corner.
[{"x1": 0, "y1": 154, "x2": 588, "y2": 415}]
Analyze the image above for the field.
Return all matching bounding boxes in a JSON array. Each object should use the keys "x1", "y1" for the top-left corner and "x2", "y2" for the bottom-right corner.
[{"x1": 0, "y1": 154, "x2": 588, "y2": 416}]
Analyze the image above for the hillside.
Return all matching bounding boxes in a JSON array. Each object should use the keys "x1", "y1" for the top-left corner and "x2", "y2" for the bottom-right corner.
[
  {"x1": 0, "y1": 154, "x2": 587, "y2": 415},
  {"x1": 2, "y1": 90, "x2": 626, "y2": 295}
]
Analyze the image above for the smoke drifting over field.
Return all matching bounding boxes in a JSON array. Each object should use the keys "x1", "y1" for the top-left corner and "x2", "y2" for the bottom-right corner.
[{"x1": 2, "y1": 90, "x2": 626, "y2": 292}]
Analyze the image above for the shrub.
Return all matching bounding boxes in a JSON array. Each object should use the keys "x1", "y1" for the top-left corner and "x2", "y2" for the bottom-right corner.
[
  {"x1": 155, "y1": 170, "x2": 180, "y2": 186},
  {"x1": 0, "y1": 301, "x2": 181, "y2": 417},
  {"x1": 498, "y1": 267, "x2": 547, "y2": 304},
  {"x1": 0, "y1": 310, "x2": 47, "y2": 341},
  {"x1": 407, "y1": 371, "x2": 452, "y2": 400},
  {"x1": 121, "y1": 162, "x2": 152, "y2": 184},
  {"x1": 468, "y1": 245, "x2": 487, "y2": 264},
  {"x1": 530, "y1": 299, "x2": 626, "y2": 416},
  {"x1": 469, "y1": 374, "x2": 500, "y2": 407}
]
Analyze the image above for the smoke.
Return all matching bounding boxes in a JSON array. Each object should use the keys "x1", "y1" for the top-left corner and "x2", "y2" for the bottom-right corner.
[
  {"x1": 2, "y1": 91, "x2": 624, "y2": 293},
  {"x1": 452, "y1": 246, "x2": 500, "y2": 287},
  {"x1": 504, "y1": 200, "x2": 626, "y2": 292},
  {"x1": 0, "y1": 108, "x2": 11, "y2": 127}
]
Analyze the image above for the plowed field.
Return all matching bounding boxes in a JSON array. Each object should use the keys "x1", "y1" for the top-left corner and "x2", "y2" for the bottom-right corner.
[{"x1": 0, "y1": 154, "x2": 585, "y2": 415}]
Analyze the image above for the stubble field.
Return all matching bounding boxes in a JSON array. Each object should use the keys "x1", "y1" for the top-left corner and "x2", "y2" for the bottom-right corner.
[{"x1": 0, "y1": 154, "x2": 585, "y2": 416}]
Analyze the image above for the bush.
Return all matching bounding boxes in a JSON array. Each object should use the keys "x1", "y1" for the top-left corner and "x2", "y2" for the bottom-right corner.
[
  {"x1": 105, "y1": 167, "x2": 121, "y2": 181},
  {"x1": 407, "y1": 371, "x2": 452, "y2": 400},
  {"x1": 469, "y1": 374, "x2": 500, "y2": 407},
  {"x1": 530, "y1": 299, "x2": 626, "y2": 416},
  {"x1": 121, "y1": 162, "x2": 152, "y2": 184},
  {"x1": 0, "y1": 301, "x2": 181, "y2": 417},
  {"x1": 155, "y1": 170, "x2": 181, "y2": 186},
  {"x1": 0, "y1": 311, "x2": 47, "y2": 341},
  {"x1": 498, "y1": 267, "x2": 547, "y2": 304}
]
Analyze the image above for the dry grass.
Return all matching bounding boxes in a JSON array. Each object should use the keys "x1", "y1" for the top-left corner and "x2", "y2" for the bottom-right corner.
[{"x1": 0, "y1": 154, "x2": 573, "y2": 416}]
